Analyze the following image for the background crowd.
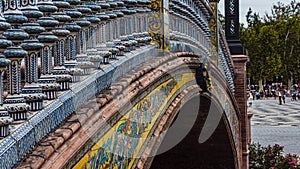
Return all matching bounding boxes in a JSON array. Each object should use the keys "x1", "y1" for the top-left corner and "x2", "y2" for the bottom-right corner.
[{"x1": 247, "y1": 84, "x2": 300, "y2": 106}]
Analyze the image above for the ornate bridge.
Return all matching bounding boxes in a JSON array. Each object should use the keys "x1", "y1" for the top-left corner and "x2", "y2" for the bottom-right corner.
[{"x1": 0, "y1": 0, "x2": 251, "y2": 168}]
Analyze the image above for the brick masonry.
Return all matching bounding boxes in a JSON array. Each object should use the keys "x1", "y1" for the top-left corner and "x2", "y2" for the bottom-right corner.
[{"x1": 232, "y1": 55, "x2": 250, "y2": 169}]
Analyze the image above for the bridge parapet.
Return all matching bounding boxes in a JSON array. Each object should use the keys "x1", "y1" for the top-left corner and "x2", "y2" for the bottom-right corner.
[
  {"x1": 169, "y1": 0, "x2": 235, "y2": 92},
  {"x1": 0, "y1": 0, "x2": 158, "y2": 167},
  {"x1": 219, "y1": 30, "x2": 235, "y2": 92},
  {"x1": 169, "y1": 0, "x2": 211, "y2": 54}
]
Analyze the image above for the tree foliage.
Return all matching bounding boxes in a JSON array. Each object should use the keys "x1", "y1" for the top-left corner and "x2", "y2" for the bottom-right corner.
[{"x1": 241, "y1": 0, "x2": 300, "y2": 84}]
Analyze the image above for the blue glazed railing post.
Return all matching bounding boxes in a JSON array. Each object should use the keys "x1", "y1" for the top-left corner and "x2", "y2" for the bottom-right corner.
[
  {"x1": 37, "y1": 0, "x2": 59, "y2": 75},
  {"x1": 0, "y1": 7, "x2": 12, "y2": 105},
  {"x1": 51, "y1": 0, "x2": 71, "y2": 67},
  {"x1": 74, "y1": 3, "x2": 95, "y2": 75},
  {"x1": 95, "y1": 1, "x2": 111, "y2": 64},
  {"x1": 2, "y1": 0, "x2": 31, "y2": 121},
  {"x1": 50, "y1": 0, "x2": 73, "y2": 91},
  {"x1": 0, "y1": 62, "x2": 13, "y2": 137},
  {"x1": 20, "y1": 0, "x2": 47, "y2": 111},
  {"x1": 64, "y1": 7, "x2": 82, "y2": 60},
  {"x1": 82, "y1": 1, "x2": 103, "y2": 69},
  {"x1": 62, "y1": 0, "x2": 85, "y2": 82},
  {"x1": 37, "y1": 0, "x2": 61, "y2": 99}
]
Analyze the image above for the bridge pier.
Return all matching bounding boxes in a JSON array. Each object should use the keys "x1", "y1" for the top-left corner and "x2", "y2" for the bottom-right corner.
[{"x1": 232, "y1": 54, "x2": 249, "y2": 169}]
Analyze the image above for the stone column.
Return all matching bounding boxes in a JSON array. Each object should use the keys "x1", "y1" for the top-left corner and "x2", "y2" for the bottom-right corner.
[{"x1": 232, "y1": 54, "x2": 249, "y2": 169}]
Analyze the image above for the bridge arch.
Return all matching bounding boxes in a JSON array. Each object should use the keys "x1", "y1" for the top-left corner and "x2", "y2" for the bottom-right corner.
[
  {"x1": 149, "y1": 94, "x2": 237, "y2": 169},
  {"x1": 136, "y1": 55, "x2": 242, "y2": 168},
  {"x1": 14, "y1": 52, "x2": 242, "y2": 169}
]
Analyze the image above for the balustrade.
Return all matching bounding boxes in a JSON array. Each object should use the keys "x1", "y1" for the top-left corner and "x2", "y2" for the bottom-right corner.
[
  {"x1": 169, "y1": 0, "x2": 211, "y2": 55},
  {"x1": 0, "y1": 0, "x2": 154, "y2": 165},
  {"x1": 0, "y1": 0, "x2": 152, "y2": 140},
  {"x1": 169, "y1": 0, "x2": 236, "y2": 90}
]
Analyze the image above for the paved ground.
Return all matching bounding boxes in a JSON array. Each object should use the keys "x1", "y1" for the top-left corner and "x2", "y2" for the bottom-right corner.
[{"x1": 249, "y1": 98, "x2": 300, "y2": 154}]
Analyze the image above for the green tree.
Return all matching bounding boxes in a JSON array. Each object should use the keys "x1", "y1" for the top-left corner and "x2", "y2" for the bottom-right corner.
[{"x1": 241, "y1": 1, "x2": 300, "y2": 87}]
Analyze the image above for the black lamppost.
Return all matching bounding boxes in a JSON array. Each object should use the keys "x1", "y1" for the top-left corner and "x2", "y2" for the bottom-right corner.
[
  {"x1": 276, "y1": 76, "x2": 278, "y2": 89},
  {"x1": 247, "y1": 73, "x2": 251, "y2": 86}
]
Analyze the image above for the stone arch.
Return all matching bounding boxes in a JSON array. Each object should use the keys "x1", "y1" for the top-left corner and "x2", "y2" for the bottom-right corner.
[{"x1": 148, "y1": 93, "x2": 237, "y2": 169}]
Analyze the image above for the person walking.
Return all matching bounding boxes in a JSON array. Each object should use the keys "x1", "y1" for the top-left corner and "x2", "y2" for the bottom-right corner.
[
  {"x1": 282, "y1": 89, "x2": 286, "y2": 104},
  {"x1": 278, "y1": 90, "x2": 282, "y2": 105},
  {"x1": 248, "y1": 93, "x2": 253, "y2": 107},
  {"x1": 292, "y1": 91, "x2": 297, "y2": 101}
]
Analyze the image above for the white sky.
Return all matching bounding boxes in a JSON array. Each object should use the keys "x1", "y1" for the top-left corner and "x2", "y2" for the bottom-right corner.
[{"x1": 218, "y1": 0, "x2": 289, "y2": 24}]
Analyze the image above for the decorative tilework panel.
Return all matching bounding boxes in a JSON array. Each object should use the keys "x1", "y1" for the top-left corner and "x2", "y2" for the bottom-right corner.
[
  {"x1": 28, "y1": 110, "x2": 52, "y2": 144},
  {"x1": 11, "y1": 122, "x2": 35, "y2": 160},
  {"x1": 47, "y1": 101, "x2": 64, "y2": 130},
  {"x1": 58, "y1": 90, "x2": 75, "y2": 117},
  {"x1": 0, "y1": 136, "x2": 18, "y2": 169}
]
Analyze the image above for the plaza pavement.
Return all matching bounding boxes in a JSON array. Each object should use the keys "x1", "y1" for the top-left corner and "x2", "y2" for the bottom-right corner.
[{"x1": 249, "y1": 98, "x2": 300, "y2": 155}]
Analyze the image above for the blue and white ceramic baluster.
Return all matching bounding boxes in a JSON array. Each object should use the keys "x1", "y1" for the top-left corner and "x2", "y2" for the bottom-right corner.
[
  {"x1": 2, "y1": 0, "x2": 31, "y2": 121},
  {"x1": 36, "y1": 0, "x2": 62, "y2": 99},
  {"x1": 20, "y1": 0, "x2": 47, "y2": 111},
  {"x1": 104, "y1": 1, "x2": 119, "y2": 59},
  {"x1": 64, "y1": 7, "x2": 84, "y2": 82},
  {"x1": 85, "y1": 1, "x2": 102, "y2": 68},
  {"x1": 52, "y1": 0, "x2": 71, "y2": 67},
  {"x1": 75, "y1": 4, "x2": 94, "y2": 75},
  {"x1": 95, "y1": 1, "x2": 111, "y2": 64},
  {"x1": 0, "y1": 56, "x2": 13, "y2": 137},
  {"x1": 64, "y1": 28, "x2": 83, "y2": 82},
  {"x1": 0, "y1": 4, "x2": 14, "y2": 133},
  {"x1": 63, "y1": 0, "x2": 86, "y2": 81},
  {"x1": 85, "y1": 0, "x2": 101, "y2": 50},
  {"x1": 64, "y1": 7, "x2": 82, "y2": 61},
  {"x1": 141, "y1": 1, "x2": 151, "y2": 45},
  {"x1": 48, "y1": 0, "x2": 73, "y2": 90},
  {"x1": 0, "y1": 11, "x2": 14, "y2": 136},
  {"x1": 112, "y1": 2, "x2": 125, "y2": 57}
]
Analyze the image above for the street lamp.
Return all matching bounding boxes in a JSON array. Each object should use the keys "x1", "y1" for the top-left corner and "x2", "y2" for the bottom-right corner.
[
  {"x1": 276, "y1": 76, "x2": 278, "y2": 89},
  {"x1": 247, "y1": 73, "x2": 250, "y2": 86}
]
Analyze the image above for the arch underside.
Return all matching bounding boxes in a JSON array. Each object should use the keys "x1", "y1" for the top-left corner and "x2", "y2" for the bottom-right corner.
[{"x1": 149, "y1": 94, "x2": 236, "y2": 169}]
